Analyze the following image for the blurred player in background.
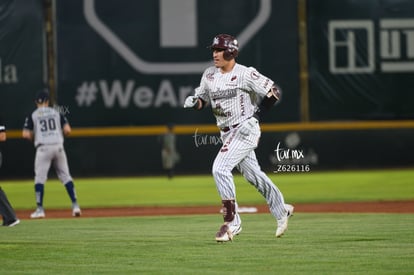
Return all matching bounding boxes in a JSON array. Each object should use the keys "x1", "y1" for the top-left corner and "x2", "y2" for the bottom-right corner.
[
  {"x1": 184, "y1": 34, "x2": 293, "y2": 242},
  {"x1": 0, "y1": 116, "x2": 20, "y2": 227},
  {"x1": 22, "y1": 90, "x2": 81, "y2": 218},
  {"x1": 160, "y1": 124, "x2": 180, "y2": 179}
]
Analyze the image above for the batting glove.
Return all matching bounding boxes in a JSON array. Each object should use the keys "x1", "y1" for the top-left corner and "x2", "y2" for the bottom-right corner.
[
  {"x1": 239, "y1": 117, "x2": 259, "y2": 136},
  {"x1": 184, "y1": 96, "x2": 199, "y2": 108}
]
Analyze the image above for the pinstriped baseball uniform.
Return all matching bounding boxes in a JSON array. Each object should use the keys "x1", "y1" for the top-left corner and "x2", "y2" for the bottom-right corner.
[
  {"x1": 23, "y1": 106, "x2": 73, "y2": 184},
  {"x1": 195, "y1": 63, "x2": 287, "y2": 221}
]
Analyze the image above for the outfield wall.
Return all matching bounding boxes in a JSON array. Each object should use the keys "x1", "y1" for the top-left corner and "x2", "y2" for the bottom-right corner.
[
  {"x1": 1, "y1": 126, "x2": 413, "y2": 178},
  {"x1": 0, "y1": 0, "x2": 413, "y2": 178}
]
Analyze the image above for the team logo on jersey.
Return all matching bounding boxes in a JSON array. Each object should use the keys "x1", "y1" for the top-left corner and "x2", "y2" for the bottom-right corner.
[
  {"x1": 263, "y1": 78, "x2": 271, "y2": 89},
  {"x1": 231, "y1": 75, "x2": 237, "y2": 81},
  {"x1": 206, "y1": 72, "x2": 214, "y2": 81},
  {"x1": 250, "y1": 71, "x2": 260, "y2": 80},
  {"x1": 211, "y1": 88, "x2": 237, "y2": 100}
]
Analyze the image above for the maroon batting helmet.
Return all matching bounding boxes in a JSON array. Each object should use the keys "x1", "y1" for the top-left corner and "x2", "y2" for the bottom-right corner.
[{"x1": 209, "y1": 34, "x2": 239, "y2": 61}]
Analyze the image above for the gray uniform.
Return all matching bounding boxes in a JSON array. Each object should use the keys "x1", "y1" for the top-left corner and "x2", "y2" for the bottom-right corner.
[
  {"x1": 161, "y1": 125, "x2": 180, "y2": 179},
  {"x1": 162, "y1": 132, "x2": 178, "y2": 169},
  {"x1": 23, "y1": 107, "x2": 72, "y2": 184}
]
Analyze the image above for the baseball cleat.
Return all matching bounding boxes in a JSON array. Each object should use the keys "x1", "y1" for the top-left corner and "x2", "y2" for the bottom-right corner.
[
  {"x1": 276, "y1": 204, "x2": 294, "y2": 238},
  {"x1": 3, "y1": 219, "x2": 20, "y2": 227},
  {"x1": 285, "y1": 204, "x2": 294, "y2": 217},
  {"x1": 30, "y1": 207, "x2": 45, "y2": 219},
  {"x1": 229, "y1": 224, "x2": 242, "y2": 236},
  {"x1": 72, "y1": 204, "x2": 81, "y2": 217},
  {"x1": 215, "y1": 224, "x2": 233, "y2": 242}
]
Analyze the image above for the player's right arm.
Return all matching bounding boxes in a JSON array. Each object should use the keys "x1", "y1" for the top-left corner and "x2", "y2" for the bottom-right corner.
[
  {"x1": 0, "y1": 123, "x2": 6, "y2": 142},
  {"x1": 22, "y1": 116, "x2": 34, "y2": 141},
  {"x1": 184, "y1": 68, "x2": 211, "y2": 110},
  {"x1": 22, "y1": 130, "x2": 33, "y2": 141},
  {"x1": 184, "y1": 95, "x2": 204, "y2": 110},
  {"x1": 187, "y1": 87, "x2": 207, "y2": 110}
]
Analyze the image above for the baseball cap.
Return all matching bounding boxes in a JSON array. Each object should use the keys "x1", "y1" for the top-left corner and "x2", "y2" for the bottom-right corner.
[{"x1": 35, "y1": 89, "x2": 50, "y2": 104}]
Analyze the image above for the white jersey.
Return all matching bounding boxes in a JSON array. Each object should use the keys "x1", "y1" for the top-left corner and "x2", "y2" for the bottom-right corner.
[
  {"x1": 194, "y1": 63, "x2": 274, "y2": 129},
  {"x1": 23, "y1": 107, "x2": 67, "y2": 147}
]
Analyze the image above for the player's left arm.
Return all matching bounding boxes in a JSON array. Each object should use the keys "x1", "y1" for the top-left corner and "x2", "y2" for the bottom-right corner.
[
  {"x1": 245, "y1": 67, "x2": 282, "y2": 121},
  {"x1": 63, "y1": 124, "x2": 71, "y2": 136},
  {"x1": 253, "y1": 84, "x2": 281, "y2": 121},
  {"x1": 61, "y1": 115, "x2": 71, "y2": 136}
]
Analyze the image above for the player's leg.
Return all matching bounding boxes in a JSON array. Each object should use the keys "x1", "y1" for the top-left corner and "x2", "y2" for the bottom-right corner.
[
  {"x1": 0, "y1": 187, "x2": 19, "y2": 226},
  {"x1": 31, "y1": 147, "x2": 52, "y2": 218},
  {"x1": 213, "y1": 129, "x2": 258, "y2": 199},
  {"x1": 162, "y1": 150, "x2": 174, "y2": 179},
  {"x1": 53, "y1": 146, "x2": 81, "y2": 216},
  {"x1": 212, "y1": 130, "x2": 257, "y2": 241},
  {"x1": 237, "y1": 151, "x2": 287, "y2": 218},
  {"x1": 237, "y1": 151, "x2": 293, "y2": 237}
]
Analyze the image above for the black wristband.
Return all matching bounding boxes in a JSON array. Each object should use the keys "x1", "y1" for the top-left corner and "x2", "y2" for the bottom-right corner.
[
  {"x1": 194, "y1": 98, "x2": 206, "y2": 110},
  {"x1": 254, "y1": 95, "x2": 278, "y2": 120}
]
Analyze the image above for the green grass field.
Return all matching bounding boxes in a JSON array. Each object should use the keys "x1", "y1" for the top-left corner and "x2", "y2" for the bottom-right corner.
[
  {"x1": 2, "y1": 168, "x2": 414, "y2": 210},
  {"x1": 1, "y1": 169, "x2": 414, "y2": 274},
  {"x1": 1, "y1": 214, "x2": 413, "y2": 274}
]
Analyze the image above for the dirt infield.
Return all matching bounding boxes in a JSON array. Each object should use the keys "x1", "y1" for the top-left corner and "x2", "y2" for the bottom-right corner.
[{"x1": 15, "y1": 200, "x2": 414, "y2": 219}]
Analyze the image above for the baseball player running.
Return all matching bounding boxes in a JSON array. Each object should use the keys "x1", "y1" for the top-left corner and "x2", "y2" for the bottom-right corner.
[
  {"x1": 184, "y1": 34, "x2": 293, "y2": 242},
  {"x1": 0, "y1": 117, "x2": 20, "y2": 227},
  {"x1": 22, "y1": 90, "x2": 81, "y2": 218}
]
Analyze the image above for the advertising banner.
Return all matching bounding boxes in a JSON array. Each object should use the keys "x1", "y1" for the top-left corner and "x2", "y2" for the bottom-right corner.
[
  {"x1": 0, "y1": 0, "x2": 45, "y2": 128},
  {"x1": 55, "y1": 0, "x2": 300, "y2": 127},
  {"x1": 307, "y1": 0, "x2": 414, "y2": 120}
]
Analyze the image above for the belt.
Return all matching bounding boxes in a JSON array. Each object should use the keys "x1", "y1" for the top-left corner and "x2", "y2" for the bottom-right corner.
[
  {"x1": 220, "y1": 123, "x2": 239, "y2": 133},
  {"x1": 36, "y1": 143, "x2": 59, "y2": 149}
]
